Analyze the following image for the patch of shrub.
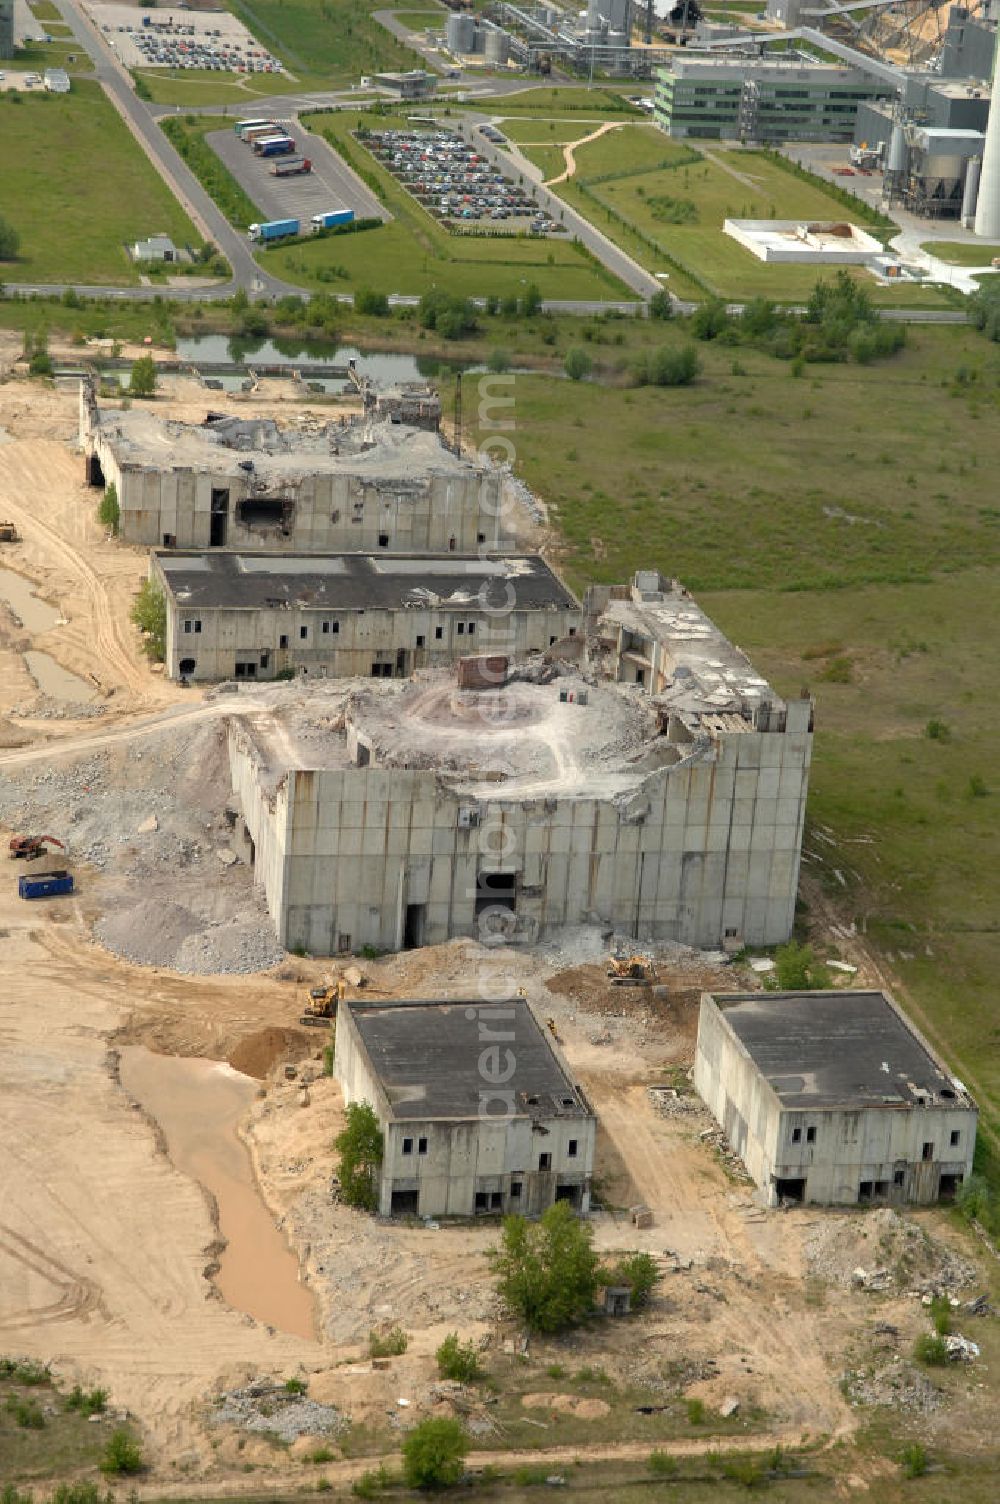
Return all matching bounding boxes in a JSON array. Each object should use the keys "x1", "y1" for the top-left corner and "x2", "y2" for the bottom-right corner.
[{"x1": 435, "y1": 1332, "x2": 483, "y2": 1383}]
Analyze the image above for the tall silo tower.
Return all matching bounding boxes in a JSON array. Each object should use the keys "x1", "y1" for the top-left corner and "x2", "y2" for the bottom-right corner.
[
  {"x1": 975, "y1": 31, "x2": 1000, "y2": 236},
  {"x1": 0, "y1": 0, "x2": 16, "y2": 61}
]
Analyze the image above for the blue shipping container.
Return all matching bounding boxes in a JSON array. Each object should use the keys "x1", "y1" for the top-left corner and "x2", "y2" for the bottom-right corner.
[{"x1": 19, "y1": 870, "x2": 74, "y2": 900}]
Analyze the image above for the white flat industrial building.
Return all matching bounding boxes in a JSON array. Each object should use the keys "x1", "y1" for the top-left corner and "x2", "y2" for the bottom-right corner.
[{"x1": 724, "y1": 219, "x2": 884, "y2": 265}]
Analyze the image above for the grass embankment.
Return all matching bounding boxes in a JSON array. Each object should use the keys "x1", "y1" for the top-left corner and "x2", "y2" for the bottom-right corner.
[
  {"x1": 921, "y1": 241, "x2": 1000, "y2": 266},
  {"x1": 258, "y1": 109, "x2": 632, "y2": 301},
  {"x1": 0, "y1": 83, "x2": 199, "y2": 285},
  {"x1": 517, "y1": 127, "x2": 956, "y2": 306},
  {"x1": 461, "y1": 320, "x2": 1000, "y2": 1172},
  {"x1": 160, "y1": 115, "x2": 263, "y2": 232},
  {"x1": 229, "y1": 0, "x2": 420, "y2": 85}
]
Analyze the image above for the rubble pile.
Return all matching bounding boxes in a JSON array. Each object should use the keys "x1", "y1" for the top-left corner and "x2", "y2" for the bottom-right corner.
[
  {"x1": 843, "y1": 1357, "x2": 943, "y2": 1413},
  {"x1": 211, "y1": 1382, "x2": 343, "y2": 1442},
  {"x1": 804, "y1": 1208, "x2": 977, "y2": 1294}
]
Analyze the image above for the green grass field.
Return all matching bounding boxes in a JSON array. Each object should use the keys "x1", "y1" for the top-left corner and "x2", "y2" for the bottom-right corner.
[
  {"x1": 490, "y1": 86, "x2": 643, "y2": 113},
  {"x1": 499, "y1": 116, "x2": 616, "y2": 145},
  {"x1": 227, "y1": 0, "x2": 421, "y2": 86},
  {"x1": 391, "y1": 9, "x2": 446, "y2": 29},
  {"x1": 260, "y1": 109, "x2": 631, "y2": 300},
  {"x1": 532, "y1": 132, "x2": 954, "y2": 305},
  {"x1": 3, "y1": 38, "x2": 94, "y2": 72},
  {"x1": 0, "y1": 83, "x2": 200, "y2": 284},
  {"x1": 461, "y1": 320, "x2": 1000, "y2": 1157},
  {"x1": 133, "y1": 66, "x2": 307, "y2": 106}
]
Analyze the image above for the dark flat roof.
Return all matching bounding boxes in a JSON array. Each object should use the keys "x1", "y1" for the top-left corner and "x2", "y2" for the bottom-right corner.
[
  {"x1": 153, "y1": 552, "x2": 578, "y2": 615},
  {"x1": 711, "y1": 990, "x2": 972, "y2": 1110},
  {"x1": 346, "y1": 998, "x2": 593, "y2": 1121}
]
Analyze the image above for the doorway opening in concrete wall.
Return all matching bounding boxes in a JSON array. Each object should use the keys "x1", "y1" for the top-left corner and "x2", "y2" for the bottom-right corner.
[
  {"x1": 86, "y1": 454, "x2": 104, "y2": 487},
  {"x1": 210, "y1": 487, "x2": 229, "y2": 546},
  {"x1": 775, "y1": 1177, "x2": 805, "y2": 1203},
  {"x1": 475, "y1": 871, "x2": 516, "y2": 935},
  {"x1": 939, "y1": 1173, "x2": 963, "y2": 1200},
  {"x1": 404, "y1": 903, "x2": 426, "y2": 949},
  {"x1": 237, "y1": 496, "x2": 293, "y2": 529},
  {"x1": 555, "y1": 1183, "x2": 583, "y2": 1209},
  {"x1": 391, "y1": 1189, "x2": 419, "y2": 1216},
  {"x1": 858, "y1": 1180, "x2": 874, "y2": 1203},
  {"x1": 179, "y1": 658, "x2": 196, "y2": 676}
]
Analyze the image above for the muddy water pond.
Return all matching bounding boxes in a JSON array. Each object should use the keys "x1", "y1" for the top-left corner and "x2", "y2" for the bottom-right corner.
[
  {"x1": 118, "y1": 1047, "x2": 317, "y2": 1341},
  {"x1": 0, "y1": 567, "x2": 61, "y2": 634},
  {"x1": 24, "y1": 650, "x2": 97, "y2": 704}
]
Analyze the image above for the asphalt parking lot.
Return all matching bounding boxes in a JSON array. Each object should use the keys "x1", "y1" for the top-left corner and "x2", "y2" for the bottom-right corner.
[
  {"x1": 209, "y1": 123, "x2": 390, "y2": 227},
  {"x1": 86, "y1": 1, "x2": 281, "y2": 74},
  {"x1": 365, "y1": 126, "x2": 554, "y2": 232}
]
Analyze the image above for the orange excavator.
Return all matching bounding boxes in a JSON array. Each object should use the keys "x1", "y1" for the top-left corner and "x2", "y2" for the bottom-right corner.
[{"x1": 9, "y1": 835, "x2": 66, "y2": 861}]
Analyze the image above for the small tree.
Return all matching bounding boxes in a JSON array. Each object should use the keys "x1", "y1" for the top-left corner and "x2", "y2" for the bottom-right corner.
[
  {"x1": 129, "y1": 354, "x2": 157, "y2": 398},
  {"x1": 648, "y1": 290, "x2": 672, "y2": 321},
  {"x1": 436, "y1": 1332, "x2": 483, "y2": 1383},
  {"x1": 491, "y1": 1199, "x2": 600, "y2": 1334},
  {"x1": 97, "y1": 482, "x2": 120, "y2": 536},
  {"x1": 564, "y1": 347, "x2": 592, "y2": 382},
  {"x1": 334, "y1": 1102, "x2": 384, "y2": 1212},
  {"x1": 100, "y1": 1428, "x2": 144, "y2": 1476},
  {"x1": 130, "y1": 579, "x2": 166, "y2": 661},
  {"x1": 521, "y1": 283, "x2": 542, "y2": 317},
  {"x1": 0, "y1": 215, "x2": 20, "y2": 261},
  {"x1": 402, "y1": 1417, "x2": 467, "y2": 1490}
]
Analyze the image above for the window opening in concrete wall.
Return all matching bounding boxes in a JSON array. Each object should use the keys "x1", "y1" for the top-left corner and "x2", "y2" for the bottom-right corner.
[
  {"x1": 404, "y1": 903, "x2": 426, "y2": 950},
  {"x1": 477, "y1": 531, "x2": 486, "y2": 544},
  {"x1": 434, "y1": 626, "x2": 443, "y2": 640},
  {"x1": 775, "y1": 1177, "x2": 805, "y2": 1202},
  {"x1": 873, "y1": 1180, "x2": 889, "y2": 1198},
  {"x1": 922, "y1": 1141, "x2": 934, "y2": 1161},
  {"x1": 260, "y1": 652, "x2": 269, "y2": 669},
  {"x1": 162, "y1": 533, "x2": 176, "y2": 548},
  {"x1": 950, "y1": 1130, "x2": 961, "y2": 1146},
  {"x1": 280, "y1": 634, "x2": 289, "y2": 649},
  {"x1": 391, "y1": 1189, "x2": 419, "y2": 1216},
  {"x1": 539, "y1": 1152, "x2": 552, "y2": 1171},
  {"x1": 378, "y1": 533, "x2": 389, "y2": 548},
  {"x1": 300, "y1": 625, "x2": 308, "y2": 640},
  {"x1": 402, "y1": 1138, "x2": 413, "y2": 1155},
  {"x1": 510, "y1": 1181, "x2": 522, "y2": 1199},
  {"x1": 568, "y1": 1139, "x2": 578, "y2": 1157},
  {"x1": 457, "y1": 623, "x2": 465, "y2": 635},
  {"x1": 237, "y1": 496, "x2": 293, "y2": 529},
  {"x1": 468, "y1": 622, "x2": 476, "y2": 635},
  {"x1": 806, "y1": 1126, "x2": 816, "y2": 1143},
  {"x1": 791, "y1": 1127, "x2": 802, "y2": 1143},
  {"x1": 418, "y1": 1137, "x2": 428, "y2": 1154},
  {"x1": 416, "y1": 634, "x2": 425, "y2": 648},
  {"x1": 210, "y1": 487, "x2": 229, "y2": 547},
  {"x1": 894, "y1": 1169, "x2": 905, "y2": 1186},
  {"x1": 636, "y1": 667, "x2": 645, "y2": 686}
]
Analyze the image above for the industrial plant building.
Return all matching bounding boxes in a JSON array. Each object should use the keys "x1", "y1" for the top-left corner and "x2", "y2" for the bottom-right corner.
[
  {"x1": 336, "y1": 997, "x2": 596, "y2": 1218},
  {"x1": 151, "y1": 550, "x2": 580, "y2": 683},
  {"x1": 80, "y1": 380, "x2": 505, "y2": 554},
  {"x1": 654, "y1": 56, "x2": 887, "y2": 142},
  {"x1": 0, "y1": 0, "x2": 14, "y2": 60},
  {"x1": 226, "y1": 573, "x2": 812, "y2": 956},
  {"x1": 694, "y1": 989, "x2": 977, "y2": 1207}
]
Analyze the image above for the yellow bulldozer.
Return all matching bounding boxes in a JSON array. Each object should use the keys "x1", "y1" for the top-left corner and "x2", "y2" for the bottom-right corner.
[{"x1": 300, "y1": 977, "x2": 345, "y2": 1027}]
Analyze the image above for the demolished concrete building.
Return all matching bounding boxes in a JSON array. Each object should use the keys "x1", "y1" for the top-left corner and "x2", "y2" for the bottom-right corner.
[
  {"x1": 151, "y1": 550, "x2": 580, "y2": 683},
  {"x1": 226, "y1": 578, "x2": 812, "y2": 955},
  {"x1": 336, "y1": 996, "x2": 596, "y2": 1218},
  {"x1": 79, "y1": 379, "x2": 506, "y2": 553},
  {"x1": 695, "y1": 989, "x2": 977, "y2": 1206}
]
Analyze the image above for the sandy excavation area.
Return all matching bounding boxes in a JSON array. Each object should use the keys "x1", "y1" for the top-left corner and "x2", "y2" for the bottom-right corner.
[{"x1": 0, "y1": 354, "x2": 996, "y2": 1493}]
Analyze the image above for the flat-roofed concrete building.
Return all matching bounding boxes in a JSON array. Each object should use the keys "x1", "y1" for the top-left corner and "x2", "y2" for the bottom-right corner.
[
  {"x1": 336, "y1": 996, "x2": 596, "y2": 1218},
  {"x1": 654, "y1": 56, "x2": 886, "y2": 142},
  {"x1": 79, "y1": 381, "x2": 506, "y2": 554},
  {"x1": 694, "y1": 989, "x2": 977, "y2": 1207},
  {"x1": 150, "y1": 550, "x2": 580, "y2": 682}
]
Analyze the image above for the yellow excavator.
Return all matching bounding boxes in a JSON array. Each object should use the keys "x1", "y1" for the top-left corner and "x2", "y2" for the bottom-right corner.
[
  {"x1": 300, "y1": 976, "x2": 345, "y2": 1027},
  {"x1": 607, "y1": 951, "x2": 657, "y2": 985}
]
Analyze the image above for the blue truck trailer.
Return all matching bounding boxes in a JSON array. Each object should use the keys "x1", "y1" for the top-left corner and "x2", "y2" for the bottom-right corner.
[
  {"x1": 311, "y1": 208, "x2": 355, "y2": 231},
  {"x1": 253, "y1": 135, "x2": 296, "y2": 158},
  {"x1": 248, "y1": 218, "x2": 300, "y2": 242},
  {"x1": 19, "y1": 870, "x2": 74, "y2": 900}
]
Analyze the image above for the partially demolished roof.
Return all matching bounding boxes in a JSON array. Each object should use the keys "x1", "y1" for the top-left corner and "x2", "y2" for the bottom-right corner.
[{"x1": 94, "y1": 408, "x2": 482, "y2": 481}]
